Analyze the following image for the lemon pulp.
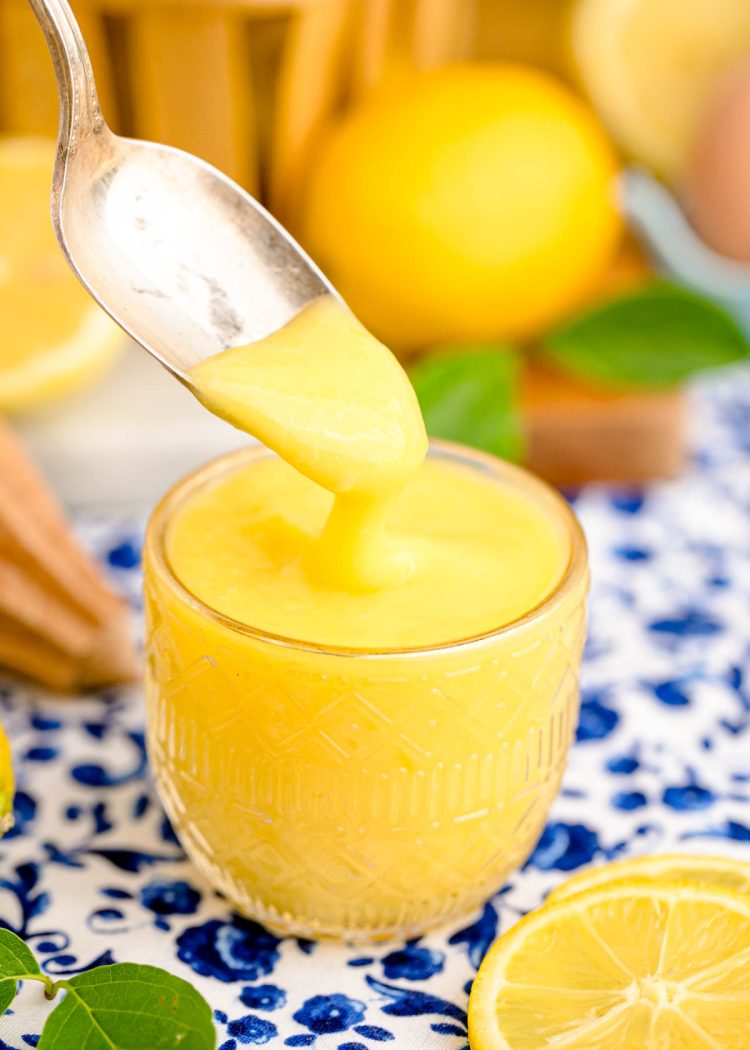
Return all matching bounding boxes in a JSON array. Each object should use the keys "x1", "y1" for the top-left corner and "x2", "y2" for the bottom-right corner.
[{"x1": 469, "y1": 883, "x2": 750, "y2": 1049}]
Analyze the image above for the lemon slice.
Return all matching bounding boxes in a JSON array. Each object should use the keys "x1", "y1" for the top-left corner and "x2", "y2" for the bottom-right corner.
[
  {"x1": 548, "y1": 853, "x2": 750, "y2": 904},
  {"x1": 0, "y1": 724, "x2": 14, "y2": 837},
  {"x1": 469, "y1": 883, "x2": 750, "y2": 1049},
  {"x1": 570, "y1": 0, "x2": 750, "y2": 179},
  {"x1": 0, "y1": 136, "x2": 122, "y2": 413}
]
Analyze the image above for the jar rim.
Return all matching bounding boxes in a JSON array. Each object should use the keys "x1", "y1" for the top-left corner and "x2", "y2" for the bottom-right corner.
[{"x1": 145, "y1": 441, "x2": 588, "y2": 660}]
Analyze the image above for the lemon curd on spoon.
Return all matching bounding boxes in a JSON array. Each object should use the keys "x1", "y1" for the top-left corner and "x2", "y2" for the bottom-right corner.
[{"x1": 143, "y1": 296, "x2": 588, "y2": 939}]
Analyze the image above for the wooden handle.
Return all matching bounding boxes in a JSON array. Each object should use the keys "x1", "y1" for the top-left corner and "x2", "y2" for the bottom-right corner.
[{"x1": 0, "y1": 419, "x2": 138, "y2": 691}]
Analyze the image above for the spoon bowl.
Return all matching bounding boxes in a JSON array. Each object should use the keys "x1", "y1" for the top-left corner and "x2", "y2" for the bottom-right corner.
[{"x1": 29, "y1": 0, "x2": 338, "y2": 383}]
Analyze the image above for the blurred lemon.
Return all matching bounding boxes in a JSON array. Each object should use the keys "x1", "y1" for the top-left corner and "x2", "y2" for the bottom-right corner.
[
  {"x1": 0, "y1": 724, "x2": 13, "y2": 837},
  {"x1": 0, "y1": 137, "x2": 122, "y2": 413},
  {"x1": 301, "y1": 64, "x2": 621, "y2": 352},
  {"x1": 570, "y1": 0, "x2": 750, "y2": 180}
]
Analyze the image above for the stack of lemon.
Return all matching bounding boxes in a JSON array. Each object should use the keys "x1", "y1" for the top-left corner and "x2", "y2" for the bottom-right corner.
[
  {"x1": 469, "y1": 853, "x2": 750, "y2": 1048},
  {"x1": 301, "y1": 0, "x2": 750, "y2": 356},
  {"x1": 0, "y1": 137, "x2": 122, "y2": 414}
]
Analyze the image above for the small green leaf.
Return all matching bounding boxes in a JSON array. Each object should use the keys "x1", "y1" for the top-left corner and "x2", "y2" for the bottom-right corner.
[
  {"x1": 0, "y1": 928, "x2": 43, "y2": 1015},
  {"x1": 541, "y1": 281, "x2": 750, "y2": 390},
  {"x1": 39, "y1": 963, "x2": 215, "y2": 1050},
  {"x1": 410, "y1": 347, "x2": 524, "y2": 461}
]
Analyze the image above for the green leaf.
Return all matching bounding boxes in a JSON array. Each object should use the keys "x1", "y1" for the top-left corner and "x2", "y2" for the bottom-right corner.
[
  {"x1": 541, "y1": 281, "x2": 750, "y2": 390},
  {"x1": 410, "y1": 347, "x2": 524, "y2": 461},
  {"x1": 39, "y1": 963, "x2": 215, "y2": 1050},
  {"x1": 0, "y1": 927, "x2": 42, "y2": 1015}
]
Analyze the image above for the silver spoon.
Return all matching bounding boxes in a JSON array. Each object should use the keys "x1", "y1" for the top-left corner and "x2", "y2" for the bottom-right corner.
[{"x1": 28, "y1": 0, "x2": 339, "y2": 385}]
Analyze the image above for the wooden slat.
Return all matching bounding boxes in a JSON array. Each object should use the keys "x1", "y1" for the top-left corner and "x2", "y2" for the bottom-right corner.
[
  {"x1": 0, "y1": 613, "x2": 83, "y2": 692},
  {"x1": 0, "y1": 0, "x2": 58, "y2": 135},
  {"x1": 473, "y1": 0, "x2": 572, "y2": 80},
  {"x1": 70, "y1": 2, "x2": 120, "y2": 128},
  {"x1": 0, "y1": 561, "x2": 96, "y2": 657},
  {"x1": 350, "y1": 0, "x2": 476, "y2": 99},
  {"x1": 0, "y1": 0, "x2": 118, "y2": 136},
  {"x1": 128, "y1": 5, "x2": 258, "y2": 190},
  {"x1": 0, "y1": 419, "x2": 138, "y2": 690},
  {"x1": 350, "y1": 0, "x2": 399, "y2": 96},
  {"x1": 269, "y1": 0, "x2": 350, "y2": 226},
  {"x1": 523, "y1": 363, "x2": 686, "y2": 486},
  {"x1": 95, "y1": 0, "x2": 301, "y2": 12},
  {"x1": 0, "y1": 420, "x2": 117, "y2": 622},
  {"x1": 412, "y1": 0, "x2": 477, "y2": 68}
]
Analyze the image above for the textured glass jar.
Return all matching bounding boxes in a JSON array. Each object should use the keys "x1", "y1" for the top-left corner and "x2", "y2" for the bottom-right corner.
[{"x1": 144, "y1": 444, "x2": 588, "y2": 941}]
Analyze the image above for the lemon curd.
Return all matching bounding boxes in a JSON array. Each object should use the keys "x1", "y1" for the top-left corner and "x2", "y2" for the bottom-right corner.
[
  {"x1": 144, "y1": 296, "x2": 588, "y2": 939},
  {"x1": 166, "y1": 455, "x2": 568, "y2": 650},
  {"x1": 188, "y1": 296, "x2": 427, "y2": 592}
]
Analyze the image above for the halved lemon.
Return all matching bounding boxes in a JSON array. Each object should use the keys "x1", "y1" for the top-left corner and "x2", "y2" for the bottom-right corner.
[
  {"x1": 469, "y1": 882, "x2": 750, "y2": 1049},
  {"x1": 0, "y1": 724, "x2": 13, "y2": 837},
  {"x1": 548, "y1": 852, "x2": 750, "y2": 904},
  {"x1": 570, "y1": 0, "x2": 750, "y2": 180},
  {"x1": 0, "y1": 136, "x2": 122, "y2": 413}
]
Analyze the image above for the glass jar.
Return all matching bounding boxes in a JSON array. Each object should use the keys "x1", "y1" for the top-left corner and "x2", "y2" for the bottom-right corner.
[{"x1": 144, "y1": 443, "x2": 588, "y2": 940}]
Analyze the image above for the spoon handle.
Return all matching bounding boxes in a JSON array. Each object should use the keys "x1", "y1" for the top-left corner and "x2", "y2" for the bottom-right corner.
[{"x1": 28, "y1": 0, "x2": 104, "y2": 152}]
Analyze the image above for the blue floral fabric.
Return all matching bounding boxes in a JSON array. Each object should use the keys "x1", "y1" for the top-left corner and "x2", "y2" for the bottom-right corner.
[{"x1": 1, "y1": 369, "x2": 749, "y2": 1048}]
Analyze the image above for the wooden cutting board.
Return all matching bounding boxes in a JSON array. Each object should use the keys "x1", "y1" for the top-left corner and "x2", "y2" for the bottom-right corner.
[{"x1": 522, "y1": 362, "x2": 686, "y2": 487}]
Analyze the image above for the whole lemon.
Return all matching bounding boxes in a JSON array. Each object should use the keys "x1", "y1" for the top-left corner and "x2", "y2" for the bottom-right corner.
[{"x1": 301, "y1": 64, "x2": 621, "y2": 351}]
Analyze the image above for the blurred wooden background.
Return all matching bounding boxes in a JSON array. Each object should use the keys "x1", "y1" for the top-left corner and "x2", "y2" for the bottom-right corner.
[{"x1": 0, "y1": 0, "x2": 567, "y2": 226}]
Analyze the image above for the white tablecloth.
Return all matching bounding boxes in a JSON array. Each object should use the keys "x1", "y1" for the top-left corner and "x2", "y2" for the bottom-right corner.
[{"x1": 1, "y1": 368, "x2": 749, "y2": 1048}]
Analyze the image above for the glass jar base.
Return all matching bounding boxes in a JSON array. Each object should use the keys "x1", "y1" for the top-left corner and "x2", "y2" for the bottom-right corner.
[
  {"x1": 156, "y1": 771, "x2": 545, "y2": 943},
  {"x1": 188, "y1": 850, "x2": 513, "y2": 943}
]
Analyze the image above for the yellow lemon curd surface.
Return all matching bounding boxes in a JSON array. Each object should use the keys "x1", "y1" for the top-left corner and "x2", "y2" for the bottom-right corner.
[
  {"x1": 166, "y1": 454, "x2": 568, "y2": 650},
  {"x1": 143, "y1": 297, "x2": 588, "y2": 939}
]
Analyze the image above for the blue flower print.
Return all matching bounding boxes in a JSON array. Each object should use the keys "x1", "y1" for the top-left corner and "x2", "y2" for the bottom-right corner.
[
  {"x1": 448, "y1": 902, "x2": 498, "y2": 969},
  {"x1": 651, "y1": 680, "x2": 691, "y2": 707},
  {"x1": 23, "y1": 746, "x2": 57, "y2": 763},
  {"x1": 4, "y1": 791, "x2": 36, "y2": 840},
  {"x1": 610, "y1": 491, "x2": 644, "y2": 514},
  {"x1": 649, "y1": 611, "x2": 722, "y2": 638},
  {"x1": 240, "y1": 985, "x2": 286, "y2": 1012},
  {"x1": 107, "y1": 539, "x2": 141, "y2": 570},
  {"x1": 576, "y1": 696, "x2": 619, "y2": 743},
  {"x1": 140, "y1": 879, "x2": 201, "y2": 916},
  {"x1": 528, "y1": 821, "x2": 601, "y2": 872},
  {"x1": 382, "y1": 944, "x2": 444, "y2": 981},
  {"x1": 613, "y1": 546, "x2": 651, "y2": 562},
  {"x1": 611, "y1": 791, "x2": 648, "y2": 811},
  {"x1": 352, "y1": 1026, "x2": 393, "y2": 1042},
  {"x1": 682, "y1": 820, "x2": 750, "y2": 843},
  {"x1": 176, "y1": 916, "x2": 281, "y2": 983},
  {"x1": 662, "y1": 783, "x2": 716, "y2": 812},
  {"x1": 227, "y1": 1014, "x2": 279, "y2": 1045},
  {"x1": 365, "y1": 977, "x2": 466, "y2": 1024},
  {"x1": 293, "y1": 994, "x2": 366, "y2": 1035},
  {"x1": 606, "y1": 754, "x2": 640, "y2": 775}
]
